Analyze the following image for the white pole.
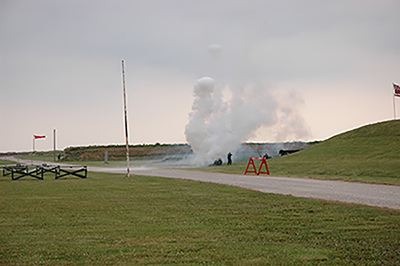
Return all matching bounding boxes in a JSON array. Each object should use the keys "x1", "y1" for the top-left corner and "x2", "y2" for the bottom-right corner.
[
  {"x1": 53, "y1": 129, "x2": 56, "y2": 162},
  {"x1": 394, "y1": 94, "x2": 396, "y2": 120},
  {"x1": 32, "y1": 136, "x2": 35, "y2": 164},
  {"x1": 122, "y1": 60, "x2": 130, "y2": 177}
]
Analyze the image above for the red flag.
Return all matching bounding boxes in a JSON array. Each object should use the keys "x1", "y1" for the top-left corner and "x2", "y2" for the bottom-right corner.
[
  {"x1": 34, "y1": 135, "x2": 46, "y2": 139},
  {"x1": 394, "y1": 83, "x2": 400, "y2": 97}
]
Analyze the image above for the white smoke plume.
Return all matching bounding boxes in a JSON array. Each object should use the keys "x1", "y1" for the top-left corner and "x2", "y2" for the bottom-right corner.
[
  {"x1": 185, "y1": 77, "x2": 275, "y2": 166},
  {"x1": 185, "y1": 45, "x2": 310, "y2": 166}
]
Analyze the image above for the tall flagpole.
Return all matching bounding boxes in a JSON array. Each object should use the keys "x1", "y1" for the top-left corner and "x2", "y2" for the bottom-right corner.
[
  {"x1": 394, "y1": 94, "x2": 396, "y2": 120},
  {"x1": 53, "y1": 129, "x2": 56, "y2": 162},
  {"x1": 32, "y1": 136, "x2": 35, "y2": 165},
  {"x1": 122, "y1": 60, "x2": 130, "y2": 177},
  {"x1": 394, "y1": 83, "x2": 398, "y2": 120}
]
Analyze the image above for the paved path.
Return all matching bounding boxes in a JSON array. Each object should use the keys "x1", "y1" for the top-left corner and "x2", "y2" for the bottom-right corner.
[
  {"x1": 2, "y1": 157, "x2": 398, "y2": 210},
  {"x1": 88, "y1": 166, "x2": 400, "y2": 210}
]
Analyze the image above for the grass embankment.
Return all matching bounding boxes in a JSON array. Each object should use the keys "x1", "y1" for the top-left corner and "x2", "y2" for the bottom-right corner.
[
  {"x1": 7, "y1": 151, "x2": 64, "y2": 164},
  {"x1": 63, "y1": 143, "x2": 192, "y2": 161},
  {"x1": 4, "y1": 145, "x2": 220, "y2": 169},
  {"x1": 0, "y1": 159, "x2": 18, "y2": 165},
  {"x1": 1, "y1": 172, "x2": 399, "y2": 265},
  {"x1": 14, "y1": 144, "x2": 192, "y2": 164},
  {"x1": 201, "y1": 120, "x2": 400, "y2": 185}
]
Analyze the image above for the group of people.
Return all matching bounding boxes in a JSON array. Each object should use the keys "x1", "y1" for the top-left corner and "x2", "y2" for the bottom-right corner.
[
  {"x1": 212, "y1": 152, "x2": 233, "y2": 166},
  {"x1": 213, "y1": 151, "x2": 271, "y2": 166}
]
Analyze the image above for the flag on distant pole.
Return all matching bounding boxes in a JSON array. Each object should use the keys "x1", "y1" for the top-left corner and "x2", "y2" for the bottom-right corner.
[
  {"x1": 393, "y1": 83, "x2": 400, "y2": 97},
  {"x1": 33, "y1": 135, "x2": 46, "y2": 153},
  {"x1": 393, "y1": 83, "x2": 400, "y2": 120}
]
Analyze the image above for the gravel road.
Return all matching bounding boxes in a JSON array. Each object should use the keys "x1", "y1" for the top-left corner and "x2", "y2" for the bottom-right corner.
[
  {"x1": 2, "y1": 157, "x2": 398, "y2": 210},
  {"x1": 88, "y1": 166, "x2": 400, "y2": 210}
]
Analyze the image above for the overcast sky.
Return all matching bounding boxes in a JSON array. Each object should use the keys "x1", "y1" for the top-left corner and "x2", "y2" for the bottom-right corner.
[{"x1": 1, "y1": 0, "x2": 400, "y2": 152}]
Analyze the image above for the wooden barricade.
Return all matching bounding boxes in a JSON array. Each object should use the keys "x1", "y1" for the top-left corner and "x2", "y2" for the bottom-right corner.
[
  {"x1": 2, "y1": 165, "x2": 12, "y2": 177},
  {"x1": 2, "y1": 165, "x2": 44, "y2": 180},
  {"x1": 55, "y1": 166, "x2": 87, "y2": 179},
  {"x1": 2, "y1": 165, "x2": 87, "y2": 180},
  {"x1": 244, "y1": 157, "x2": 270, "y2": 175}
]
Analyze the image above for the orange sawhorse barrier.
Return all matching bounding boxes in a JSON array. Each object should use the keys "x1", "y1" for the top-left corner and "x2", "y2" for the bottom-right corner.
[{"x1": 244, "y1": 157, "x2": 270, "y2": 175}]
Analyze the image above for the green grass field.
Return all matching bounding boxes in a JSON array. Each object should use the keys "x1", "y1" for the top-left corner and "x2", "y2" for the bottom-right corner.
[
  {"x1": 1, "y1": 120, "x2": 399, "y2": 264},
  {"x1": 1, "y1": 172, "x2": 399, "y2": 265}
]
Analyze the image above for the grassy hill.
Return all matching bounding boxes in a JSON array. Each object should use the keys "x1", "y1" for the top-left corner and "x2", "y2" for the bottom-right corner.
[
  {"x1": 202, "y1": 120, "x2": 400, "y2": 185},
  {"x1": 270, "y1": 120, "x2": 400, "y2": 183}
]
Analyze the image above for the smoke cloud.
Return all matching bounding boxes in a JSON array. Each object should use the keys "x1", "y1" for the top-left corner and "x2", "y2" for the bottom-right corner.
[
  {"x1": 207, "y1": 44, "x2": 223, "y2": 59},
  {"x1": 185, "y1": 45, "x2": 310, "y2": 166}
]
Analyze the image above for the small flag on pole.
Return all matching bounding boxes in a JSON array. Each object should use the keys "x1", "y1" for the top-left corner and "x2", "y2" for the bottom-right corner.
[
  {"x1": 394, "y1": 83, "x2": 400, "y2": 97},
  {"x1": 34, "y1": 135, "x2": 46, "y2": 139}
]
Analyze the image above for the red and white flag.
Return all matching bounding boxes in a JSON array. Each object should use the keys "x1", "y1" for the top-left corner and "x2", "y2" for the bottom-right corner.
[
  {"x1": 34, "y1": 135, "x2": 46, "y2": 139},
  {"x1": 394, "y1": 83, "x2": 400, "y2": 97}
]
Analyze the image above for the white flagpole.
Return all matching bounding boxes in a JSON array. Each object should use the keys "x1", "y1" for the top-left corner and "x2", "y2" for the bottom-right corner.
[
  {"x1": 53, "y1": 129, "x2": 56, "y2": 162},
  {"x1": 394, "y1": 94, "x2": 396, "y2": 120},
  {"x1": 394, "y1": 83, "x2": 398, "y2": 120},
  {"x1": 32, "y1": 136, "x2": 35, "y2": 164},
  {"x1": 121, "y1": 60, "x2": 130, "y2": 177}
]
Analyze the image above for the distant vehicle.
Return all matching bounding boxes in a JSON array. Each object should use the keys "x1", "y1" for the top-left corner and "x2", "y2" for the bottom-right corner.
[{"x1": 279, "y1": 149, "x2": 300, "y2": 156}]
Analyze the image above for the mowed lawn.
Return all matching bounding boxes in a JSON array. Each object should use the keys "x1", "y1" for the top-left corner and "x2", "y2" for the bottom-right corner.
[{"x1": 0, "y1": 172, "x2": 399, "y2": 265}]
